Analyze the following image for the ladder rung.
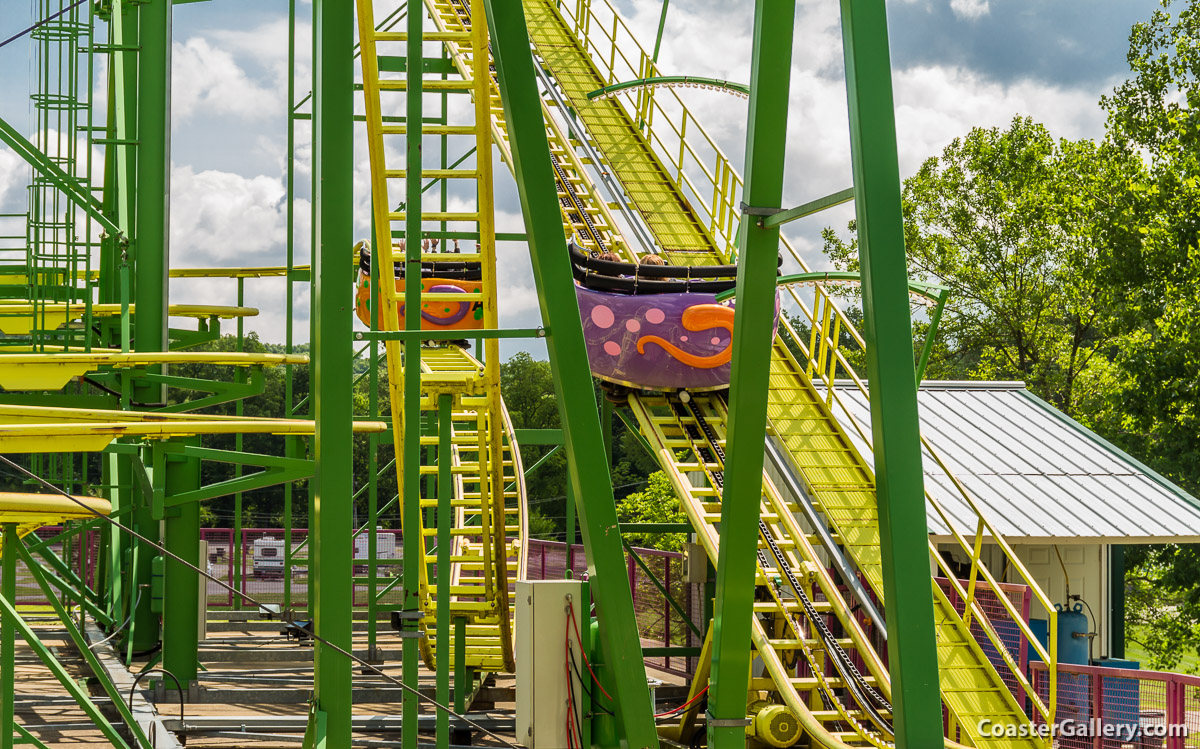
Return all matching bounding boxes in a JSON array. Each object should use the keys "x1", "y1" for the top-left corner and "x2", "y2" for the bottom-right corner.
[
  {"x1": 372, "y1": 30, "x2": 472, "y2": 42},
  {"x1": 388, "y1": 212, "x2": 480, "y2": 223},
  {"x1": 381, "y1": 124, "x2": 476, "y2": 136},
  {"x1": 385, "y1": 169, "x2": 480, "y2": 180},
  {"x1": 378, "y1": 79, "x2": 475, "y2": 92}
]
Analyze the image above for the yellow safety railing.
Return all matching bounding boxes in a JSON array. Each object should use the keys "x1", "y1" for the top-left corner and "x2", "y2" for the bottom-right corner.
[
  {"x1": 557, "y1": 0, "x2": 743, "y2": 258},
  {"x1": 775, "y1": 307, "x2": 1058, "y2": 728}
]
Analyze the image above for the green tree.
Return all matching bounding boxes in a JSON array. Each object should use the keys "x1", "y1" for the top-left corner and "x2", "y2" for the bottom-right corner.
[
  {"x1": 822, "y1": 117, "x2": 1144, "y2": 416},
  {"x1": 1097, "y1": 0, "x2": 1200, "y2": 669},
  {"x1": 1125, "y1": 544, "x2": 1200, "y2": 671},
  {"x1": 615, "y1": 471, "x2": 685, "y2": 552},
  {"x1": 1098, "y1": 0, "x2": 1200, "y2": 495}
]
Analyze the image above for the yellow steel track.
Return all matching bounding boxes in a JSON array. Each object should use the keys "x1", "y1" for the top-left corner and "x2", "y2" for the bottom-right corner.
[{"x1": 0, "y1": 493, "x2": 111, "y2": 557}]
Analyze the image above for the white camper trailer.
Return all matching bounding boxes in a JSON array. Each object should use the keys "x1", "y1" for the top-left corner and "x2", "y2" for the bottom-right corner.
[
  {"x1": 354, "y1": 530, "x2": 398, "y2": 575},
  {"x1": 252, "y1": 536, "x2": 286, "y2": 578}
]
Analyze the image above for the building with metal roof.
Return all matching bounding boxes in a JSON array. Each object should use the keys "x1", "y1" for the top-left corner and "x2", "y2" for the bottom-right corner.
[
  {"x1": 816, "y1": 380, "x2": 1200, "y2": 664},
  {"x1": 828, "y1": 380, "x2": 1200, "y2": 544}
]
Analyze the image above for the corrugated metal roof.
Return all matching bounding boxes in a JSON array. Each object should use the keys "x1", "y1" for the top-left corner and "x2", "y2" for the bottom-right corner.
[{"x1": 819, "y1": 381, "x2": 1200, "y2": 543}]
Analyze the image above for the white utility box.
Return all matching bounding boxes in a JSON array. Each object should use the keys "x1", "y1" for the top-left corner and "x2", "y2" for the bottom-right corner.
[{"x1": 516, "y1": 579, "x2": 584, "y2": 749}]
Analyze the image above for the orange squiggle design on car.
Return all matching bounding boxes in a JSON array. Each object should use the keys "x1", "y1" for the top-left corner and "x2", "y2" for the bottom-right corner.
[{"x1": 636, "y1": 304, "x2": 734, "y2": 369}]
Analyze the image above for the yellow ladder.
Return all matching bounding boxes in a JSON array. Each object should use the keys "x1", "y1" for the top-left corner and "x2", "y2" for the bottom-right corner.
[{"x1": 356, "y1": 0, "x2": 525, "y2": 672}]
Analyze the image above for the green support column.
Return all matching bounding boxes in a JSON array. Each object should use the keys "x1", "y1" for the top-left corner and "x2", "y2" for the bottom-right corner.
[
  {"x1": 839, "y1": 0, "x2": 944, "y2": 744},
  {"x1": 2, "y1": 524, "x2": 14, "y2": 749},
  {"x1": 128, "y1": 0, "x2": 172, "y2": 654},
  {"x1": 310, "y1": 0, "x2": 355, "y2": 743},
  {"x1": 400, "y1": 4, "x2": 425, "y2": 749},
  {"x1": 162, "y1": 438, "x2": 202, "y2": 685},
  {"x1": 481, "y1": 2, "x2": 658, "y2": 745},
  {"x1": 436, "y1": 394, "x2": 452, "y2": 747},
  {"x1": 707, "y1": 3, "x2": 795, "y2": 748}
]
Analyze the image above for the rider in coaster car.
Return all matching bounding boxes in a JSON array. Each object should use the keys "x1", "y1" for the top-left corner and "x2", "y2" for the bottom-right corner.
[{"x1": 639, "y1": 253, "x2": 665, "y2": 266}]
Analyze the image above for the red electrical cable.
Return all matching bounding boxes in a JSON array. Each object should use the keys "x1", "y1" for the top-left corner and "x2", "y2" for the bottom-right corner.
[
  {"x1": 566, "y1": 601, "x2": 614, "y2": 702},
  {"x1": 654, "y1": 685, "x2": 709, "y2": 718}
]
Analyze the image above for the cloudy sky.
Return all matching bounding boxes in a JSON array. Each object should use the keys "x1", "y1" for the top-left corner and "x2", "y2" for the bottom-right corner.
[{"x1": 0, "y1": 0, "x2": 1157, "y2": 357}]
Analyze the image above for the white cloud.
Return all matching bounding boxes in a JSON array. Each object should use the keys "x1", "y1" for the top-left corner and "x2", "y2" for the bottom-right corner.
[
  {"x1": 949, "y1": 0, "x2": 990, "y2": 20},
  {"x1": 0, "y1": 145, "x2": 26, "y2": 213},
  {"x1": 172, "y1": 37, "x2": 282, "y2": 123},
  {"x1": 170, "y1": 164, "x2": 308, "y2": 264}
]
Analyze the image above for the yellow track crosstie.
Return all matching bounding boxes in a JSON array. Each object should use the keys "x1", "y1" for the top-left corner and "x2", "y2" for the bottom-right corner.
[{"x1": 356, "y1": 0, "x2": 526, "y2": 672}]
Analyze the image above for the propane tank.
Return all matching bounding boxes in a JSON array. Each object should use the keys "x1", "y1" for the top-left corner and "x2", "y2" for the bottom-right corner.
[{"x1": 1055, "y1": 601, "x2": 1091, "y2": 665}]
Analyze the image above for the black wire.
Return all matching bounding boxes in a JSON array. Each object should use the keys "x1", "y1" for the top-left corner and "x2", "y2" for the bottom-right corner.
[
  {"x1": 0, "y1": 454, "x2": 522, "y2": 749},
  {"x1": 0, "y1": 0, "x2": 88, "y2": 50},
  {"x1": 568, "y1": 646, "x2": 613, "y2": 715},
  {"x1": 129, "y1": 668, "x2": 184, "y2": 725}
]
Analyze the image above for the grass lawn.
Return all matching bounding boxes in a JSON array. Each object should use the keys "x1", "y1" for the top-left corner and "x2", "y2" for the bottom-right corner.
[{"x1": 1125, "y1": 625, "x2": 1200, "y2": 674}]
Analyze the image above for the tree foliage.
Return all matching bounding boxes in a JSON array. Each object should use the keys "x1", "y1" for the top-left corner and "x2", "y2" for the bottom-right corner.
[
  {"x1": 1097, "y1": 0, "x2": 1200, "y2": 496},
  {"x1": 615, "y1": 472, "x2": 686, "y2": 552},
  {"x1": 822, "y1": 116, "x2": 1144, "y2": 416},
  {"x1": 819, "y1": 0, "x2": 1200, "y2": 667}
]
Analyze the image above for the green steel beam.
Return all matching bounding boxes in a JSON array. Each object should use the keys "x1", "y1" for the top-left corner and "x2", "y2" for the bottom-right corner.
[
  {"x1": 642, "y1": 646, "x2": 702, "y2": 657},
  {"x1": 587, "y1": 76, "x2": 749, "y2": 101},
  {"x1": 26, "y1": 544, "x2": 112, "y2": 626},
  {"x1": 0, "y1": 588, "x2": 131, "y2": 747},
  {"x1": 0, "y1": 116, "x2": 121, "y2": 238},
  {"x1": 156, "y1": 445, "x2": 313, "y2": 508},
  {"x1": 400, "y1": 3, "x2": 426, "y2": 749},
  {"x1": 839, "y1": 0, "x2": 944, "y2": 743},
  {"x1": 512, "y1": 428, "x2": 564, "y2": 445},
  {"x1": 162, "y1": 437, "x2": 202, "y2": 684},
  {"x1": 309, "y1": 0, "x2": 355, "y2": 743},
  {"x1": 652, "y1": 0, "x2": 670, "y2": 63},
  {"x1": 708, "y1": 3, "x2": 795, "y2": 749},
  {"x1": 132, "y1": 0, "x2": 170, "y2": 380},
  {"x1": 619, "y1": 522, "x2": 693, "y2": 533},
  {"x1": 759, "y1": 186, "x2": 855, "y2": 229},
  {"x1": 359, "y1": 326, "x2": 546, "y2": 342},
  {"x1": 621, "y1": 538, "x2": 702, "y2": 639},
  {"x1": 915, "y1": 287, "x2": 949, "y2": 383},
  {"x1": 12, "y1": 724, "x2": 52, "y2": 749},
  {"x1": 389, "y1": 230, "x2": 528, "y2": 241},
  {"x1": 12, "y1": 535, "x2": 154, "y2": 749},
  {"x1": 481, "y1": 2, "x2": 658, "y2": 744},
  {"x1": 436, "y1": 394, "x2": 452, "y2": 746},
  {"x1": 714, "y1": 270, "x2": 946, "y2": 303},
  {"x1": 126, "y1": 0, "x2": 172, "y2": 655}
]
